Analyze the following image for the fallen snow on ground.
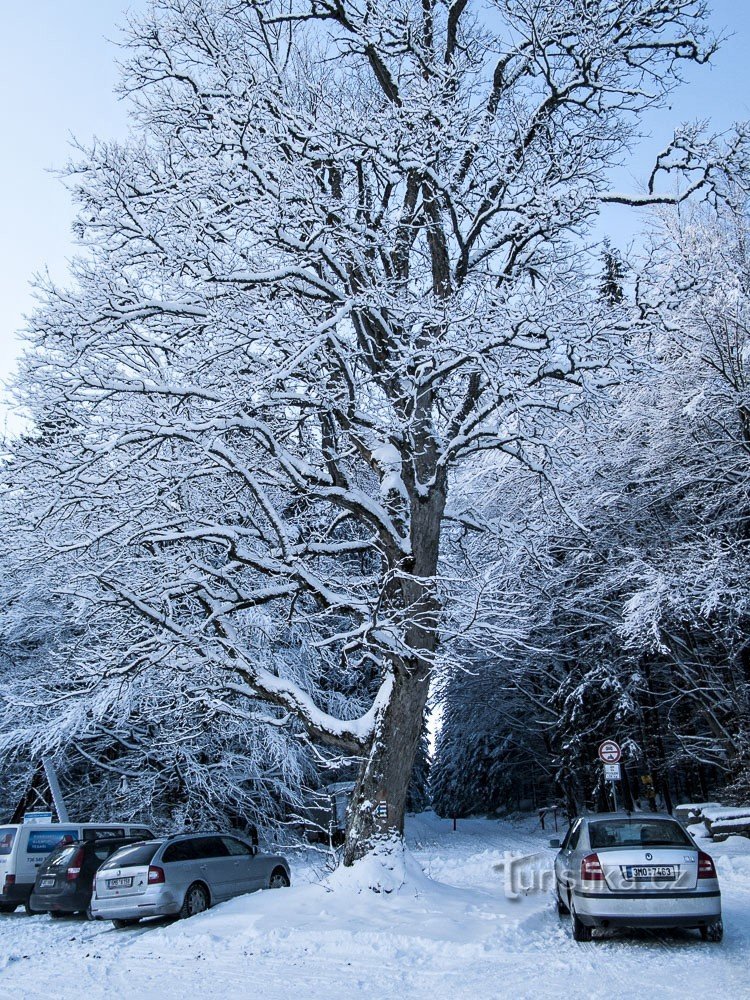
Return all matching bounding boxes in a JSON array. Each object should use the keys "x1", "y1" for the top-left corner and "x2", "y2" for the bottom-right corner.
[{"x1": 0, "y1": 812, "x2": 748, "y2": 1000}]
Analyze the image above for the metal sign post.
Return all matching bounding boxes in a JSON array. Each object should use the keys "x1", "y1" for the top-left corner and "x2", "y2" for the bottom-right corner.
[
  {"x1": 598, "y1": 740, "x2": 623, "y2": 811},
  {"x1": 42, "y1": 758, "x2": 70, "y2": 823}
]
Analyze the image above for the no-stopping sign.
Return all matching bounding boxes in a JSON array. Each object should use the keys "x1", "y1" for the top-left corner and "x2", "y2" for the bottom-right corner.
[{"x1": 598, "y1": 739, "x2": 622, "y2": 764}]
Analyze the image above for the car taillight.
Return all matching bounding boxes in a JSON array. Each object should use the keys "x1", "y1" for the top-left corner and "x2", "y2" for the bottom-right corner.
[
  {"x1": 3, "y1": 874, "x2": 15, "y2": 887},
  {"x1": 698, "y1": 851, "x2": 717, "y2": 879},
  {"x1": 148, "y1": 866, "x2": 165, "y2": 884},
  {"x1": 66, "y1": 847, "x2": 86, "y2": 881},
  {"x1": 581, "y1": 853, "x2": 604, "y2": 881}
]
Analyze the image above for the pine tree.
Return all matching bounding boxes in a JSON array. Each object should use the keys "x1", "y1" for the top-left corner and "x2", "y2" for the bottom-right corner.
[{"x1": 600, "y1": 240, "x2": 626, "y2": 305}]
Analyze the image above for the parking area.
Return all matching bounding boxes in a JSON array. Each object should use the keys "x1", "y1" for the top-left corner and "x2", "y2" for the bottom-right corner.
[{"x1": 0, "y1": 813, "x2": 748, "y2": 1000}]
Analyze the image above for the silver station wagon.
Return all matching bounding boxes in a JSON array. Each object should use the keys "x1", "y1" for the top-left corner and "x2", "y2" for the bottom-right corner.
[
  {"x1": 552, "y1": 812, "x2": 722, "y2": 942},
  {"x1": 90, "y1": 833, "x2": 291, "y2": 927}
]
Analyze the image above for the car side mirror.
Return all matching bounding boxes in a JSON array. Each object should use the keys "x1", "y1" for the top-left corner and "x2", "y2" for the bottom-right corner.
[{"x1": 549, "y1": 838, "x2": 561, "y2": 849}]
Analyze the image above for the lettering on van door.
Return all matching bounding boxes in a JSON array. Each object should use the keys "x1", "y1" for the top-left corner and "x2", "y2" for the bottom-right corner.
[{"x1": 27, "y1": 831, "x2": 78, "y2": 855}]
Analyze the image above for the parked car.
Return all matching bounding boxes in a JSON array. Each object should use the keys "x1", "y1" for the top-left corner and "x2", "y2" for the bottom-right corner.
[
  {"x1": 0, "y1": 822, "x2": 156, "y2": 915},
  {"x1": 30, "y1": 836, "x2": 149, "y2": 918},
  {"x1": 90, "y1": 832, "x2": 291, "y2": 927},
  {"x1": 551, "y1": 812, "x2": 723, "y2": 942}
]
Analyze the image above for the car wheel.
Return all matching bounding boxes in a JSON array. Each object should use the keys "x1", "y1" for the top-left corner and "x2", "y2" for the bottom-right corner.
[
  {"x1": 700, "y1": 919, "x2": 723, "y2": 943},
  {"x1": 0, "y1": 903, "x2": 17, "y2": 914},
  {"x1": 180, "y1": 882, "x2": 209, "y2": 919},
  {"x1": 112, "y1": 918, "x2": 140, "y2": 929},
  {"x1": 48, "y1": 911, "x2": 65, "y2": 919},
  {"x1": 570, "y1": 904, "x2": 593, "y2": 942},
  {"x1": 269, "y1": 867, "x2": 290, "y2": 889},
  {"x1": 24, "y1": 899, "x2": 41, "y2": 917}
]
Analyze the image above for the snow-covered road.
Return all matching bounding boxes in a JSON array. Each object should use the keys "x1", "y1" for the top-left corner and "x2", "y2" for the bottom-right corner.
[{"x1": 0, "y1": 813, "x2": 748, "y2": 1000}]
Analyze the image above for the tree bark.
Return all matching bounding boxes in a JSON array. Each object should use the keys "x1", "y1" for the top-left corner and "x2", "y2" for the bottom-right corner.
[
  {"x1": 342, "y1": 661, "x2": 432, "y2": 866},
  {"x1": 343, "y1": 480, "x2": 446, "y2": 865}
]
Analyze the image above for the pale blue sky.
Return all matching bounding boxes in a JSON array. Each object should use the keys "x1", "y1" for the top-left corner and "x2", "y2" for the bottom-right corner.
[
  {"x1": 0, "y1": 0, "x2": 148, "y2": 386},
  {"x1": 0, "y1": 0, "x2": 749, "y2": 392}
]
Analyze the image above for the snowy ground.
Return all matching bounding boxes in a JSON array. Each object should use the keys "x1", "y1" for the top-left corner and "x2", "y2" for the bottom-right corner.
[{"x1": 0, "y1": 812, "x2": 748, "y2": 1000}]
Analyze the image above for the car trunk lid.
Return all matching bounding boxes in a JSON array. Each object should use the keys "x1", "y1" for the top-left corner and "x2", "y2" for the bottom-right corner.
[
  {"x1": 598, "y1": 848, "x2": 698, "y2": 892},
  {"x1": 96, "y1": 864, "x2": 151, "y2": 898},
  {"x1": 95, "y1": 842, "x2": 160, "y2": 900},
  {"x1": 36, "y1": 844, "x2": 84, "y2": 895}
]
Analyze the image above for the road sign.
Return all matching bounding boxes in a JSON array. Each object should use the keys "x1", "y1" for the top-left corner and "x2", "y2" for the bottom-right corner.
[
  {"x1": 598, "y1": 739, "x2": 622, "y2": 763},
  {"x1": 603, "y1": 763, "x2": 621, "y2": 781}
]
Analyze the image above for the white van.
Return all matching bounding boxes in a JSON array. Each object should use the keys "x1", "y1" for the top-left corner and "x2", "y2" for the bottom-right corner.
[{"x1": 0, "y1": 822, "x2": 155, "y2": 914}]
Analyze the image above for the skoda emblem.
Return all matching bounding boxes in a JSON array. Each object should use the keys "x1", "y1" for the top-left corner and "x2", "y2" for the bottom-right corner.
[{"x1": 645, "y1": 852, "x2": 653, "y2": 861}]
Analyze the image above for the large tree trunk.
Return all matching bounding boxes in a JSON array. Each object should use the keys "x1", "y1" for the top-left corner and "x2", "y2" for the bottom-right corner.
[
  {"x1": 342, "y1": 662, "x2": 432, "y2": 866},
  {"x1": 343, "y1": 479, "x2": 446, "y2": 865}
]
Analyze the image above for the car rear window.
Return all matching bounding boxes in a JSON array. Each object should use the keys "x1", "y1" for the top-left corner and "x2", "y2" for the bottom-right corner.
[
  {"x1": 589, "y1": 819, "x2": 691, "y2": 849},
  {"x1": 99, "y1": 843, "x2": 160, "y2": 870},
  {"x1": 43, "y1": 844, "x2": 79, "y2": 868},
  {"x1": 0, "y1": 829, "x2": 16, "y2": 856}
]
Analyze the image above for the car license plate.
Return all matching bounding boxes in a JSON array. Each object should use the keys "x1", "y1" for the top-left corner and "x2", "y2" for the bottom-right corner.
[
  {"x1": 39, "y1": 877, "x2": 55, "y2": 888},
  {"x1": 107, "y1": 876, "x2": 133, "y2": 889},
  {"x1": 625, "y1": 865, "x2": 676, "y2": 880}
]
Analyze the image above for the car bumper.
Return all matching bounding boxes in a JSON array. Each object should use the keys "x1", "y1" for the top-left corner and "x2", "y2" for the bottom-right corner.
[
  {"x1": 30, "y1": 887, "x2": 91, "y2": 914},
  {"x1": 1, "y1": 883, "x2": 32, "y2": 905},
  {"x1": 573, "y1": 889, "x2": 721, "y2": 928},
  {"x1": 90, "y1": 887, "x2": 181, "y2": 921}
]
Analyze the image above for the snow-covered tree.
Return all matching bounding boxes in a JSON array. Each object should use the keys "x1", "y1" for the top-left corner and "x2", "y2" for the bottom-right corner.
[
  {"x1": 4, "y1": 0, "x2": 741, "y2": 864},
  {"x1": 434, "y1": 187, "x2": 750, "y2": 814}
]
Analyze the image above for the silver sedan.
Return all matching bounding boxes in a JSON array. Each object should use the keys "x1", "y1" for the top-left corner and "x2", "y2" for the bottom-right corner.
[
  {"x1": 551, "y1": 812, "x2": 722, "y2": 942},
  {"x1": 90, "y1": 832, "x2": 291, "y2": 927}
]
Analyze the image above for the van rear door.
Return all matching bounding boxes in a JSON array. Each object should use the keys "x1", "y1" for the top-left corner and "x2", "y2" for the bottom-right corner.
[{"x1": 0, "y1": 828, "x2": 17, "y2": 881}]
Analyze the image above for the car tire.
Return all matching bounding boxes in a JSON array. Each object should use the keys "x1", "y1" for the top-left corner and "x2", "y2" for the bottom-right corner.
[
  {"x1": 556, "y1": 889, "x2": 569, "y2": 916},
  {"x1": 0, "y1": 903, "x2": 17, "y2": 914},
  {"x1": 112, "y1": 918, "x2": 140, "y2": 929},
  {"x1": 700, "y1": 919, "x2": 723, "y2": 943},
  {"x1": 24, "y1": 899, "x2": 41, "y2": 917},
  {"x1": 180, "y1": 882, "x2": 209, "y2": 919},
  {"x1": 48, "y1": 911, "x2": 65, "y2": 919},
  {"x1": 269, "y1": 867, "x2": 290, "y2": 889},
  {"x1": 570, "y1": 904, "x2": 593, "y2": 942}
]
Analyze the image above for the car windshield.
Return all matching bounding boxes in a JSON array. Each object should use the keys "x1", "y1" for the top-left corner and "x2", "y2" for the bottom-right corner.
[
  {"x1": 589, "y1": 818, "x2": 692, "y2": 849},
  {"x1": 99, "y1": 842, "x2": 160, "y2": 870},
  {"x1": 0, "y1": 828, "x2": 16, "y2": 856}
]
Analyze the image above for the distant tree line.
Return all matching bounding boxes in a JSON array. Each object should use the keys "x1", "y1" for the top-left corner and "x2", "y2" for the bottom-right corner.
[{"x1": 432, "y1": 198, "x2": 750, "y2": 818}]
